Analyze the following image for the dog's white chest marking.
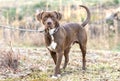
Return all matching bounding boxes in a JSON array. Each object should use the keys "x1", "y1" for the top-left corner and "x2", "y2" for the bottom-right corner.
[
  {"x1": 48, "y1": 28, "x2": 57, "y2": 50},
  {"x1": 49, "y1": 28, "x2": 55, "y2": 35}
]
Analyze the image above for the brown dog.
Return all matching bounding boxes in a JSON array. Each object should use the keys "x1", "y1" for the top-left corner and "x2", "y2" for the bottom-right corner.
[{"x1": 36, "y1": 5, "x2": 90, "y2": 78}]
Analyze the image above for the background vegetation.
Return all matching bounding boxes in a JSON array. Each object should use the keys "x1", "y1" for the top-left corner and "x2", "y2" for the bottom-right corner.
[{"x1": 0, "y1": 0, "x2": 120, "y2": 50}]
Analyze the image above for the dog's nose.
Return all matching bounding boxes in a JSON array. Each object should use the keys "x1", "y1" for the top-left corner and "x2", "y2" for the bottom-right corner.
[{"x1": 47, "y1": 22, "x2": 52, "y2": 25}]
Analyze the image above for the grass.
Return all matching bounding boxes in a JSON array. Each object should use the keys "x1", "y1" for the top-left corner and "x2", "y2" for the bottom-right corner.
[{"x1": 0, "y1": 46, "x2": 120, "y2": 81}]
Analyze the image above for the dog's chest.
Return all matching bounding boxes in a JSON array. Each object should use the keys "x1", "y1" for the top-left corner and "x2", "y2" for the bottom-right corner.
[
  {"x1": 49, "y1": 29, "x2": 55, "y2": 35},
  {"x1": 47, "y1": 28, "x2": 57, "y2": 51}
]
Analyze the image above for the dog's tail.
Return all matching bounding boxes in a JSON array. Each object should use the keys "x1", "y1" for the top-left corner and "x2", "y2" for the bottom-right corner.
[{"x1": 79, "y1": 5, "x2": 90, "y2": 27}]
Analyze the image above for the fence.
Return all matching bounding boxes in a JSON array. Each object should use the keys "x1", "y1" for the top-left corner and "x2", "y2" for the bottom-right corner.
[{"x1": 0, "y1": 24, "x2": 45, "y2": 46}]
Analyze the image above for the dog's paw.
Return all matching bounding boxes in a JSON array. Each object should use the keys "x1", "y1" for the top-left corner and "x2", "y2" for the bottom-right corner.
[
  {"x1": 57, "y1": 74, "x2": 61, "y2": 77},
  {"x1": 51, "y1": 74, "x2": 61, "y2": 79},
  {"x1": 51, "y1": 75, "x2": 58, "y2": 79}
]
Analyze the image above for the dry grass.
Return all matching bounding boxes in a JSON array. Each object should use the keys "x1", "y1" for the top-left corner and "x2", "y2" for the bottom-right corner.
[
  {"x1": 0, "y1": 46, "x2": 119, "y2": 81},
  {"x1": 0, "y1": 48, "x2": 20, "y2": 75}
]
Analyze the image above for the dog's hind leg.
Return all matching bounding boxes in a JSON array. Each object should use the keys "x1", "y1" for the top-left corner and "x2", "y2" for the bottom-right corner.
[
  {"x1": 79, "y1": 43, "x2": 86, "y2": 70},
  {"x1": 50, "y1": 51, "x2": 57, "y2": 65},
  {"x1": 63, "y1": 48, "x2": 70, "y2": 69}
]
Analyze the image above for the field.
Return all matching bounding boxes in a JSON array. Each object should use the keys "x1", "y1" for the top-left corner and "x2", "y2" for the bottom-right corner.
[{"x1": 0, "y1": 45, "x2": 120, "y2": 81}]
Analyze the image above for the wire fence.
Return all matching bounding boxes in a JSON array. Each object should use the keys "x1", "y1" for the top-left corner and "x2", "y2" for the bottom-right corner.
[
  {"x1": 0, "y1": 25, "x2": 44, "y2": 33},
  {"x1": 0, "y1": 25, "x2": 45, "y2": 46}
]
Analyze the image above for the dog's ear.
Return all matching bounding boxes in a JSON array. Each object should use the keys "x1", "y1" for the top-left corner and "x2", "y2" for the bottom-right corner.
[
  {"x1": 54, "y1": 11, "x2": 62, "y2": 20},
  {"x1": 36, "y1": 11, "x2": 44, "y2": 21}
]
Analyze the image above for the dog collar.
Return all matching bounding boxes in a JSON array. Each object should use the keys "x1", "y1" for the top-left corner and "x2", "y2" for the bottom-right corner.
[{"x1": 48, "y1": 27, "x2": 59, "y2": 35}]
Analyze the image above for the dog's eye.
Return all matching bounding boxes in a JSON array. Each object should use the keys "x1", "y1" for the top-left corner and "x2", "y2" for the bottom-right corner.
[{"x1": 44, "y1": 16, "x2": 47, "y2": 20}]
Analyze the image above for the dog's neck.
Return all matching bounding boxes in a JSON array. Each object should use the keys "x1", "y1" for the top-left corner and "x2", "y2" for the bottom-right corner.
[
  {"x1": 45, "y1": 26, "x2": 59, "y2": 35},
  {"x1": 49, "y1": 28, "x2": 56, "y2": 35},
  {"x1": 44, "y1": 27, "x2": 59, "y2": 47}
]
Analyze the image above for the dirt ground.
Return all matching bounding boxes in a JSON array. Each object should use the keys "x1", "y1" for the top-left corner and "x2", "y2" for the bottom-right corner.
[{"x1": 0, "y1": 45, "x2": 120, "y2": 81}]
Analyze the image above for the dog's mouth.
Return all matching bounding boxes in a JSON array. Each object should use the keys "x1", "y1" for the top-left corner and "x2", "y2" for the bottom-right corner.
[{"x1": 45, "y1": 24, "x2": 55, "y2": 29}]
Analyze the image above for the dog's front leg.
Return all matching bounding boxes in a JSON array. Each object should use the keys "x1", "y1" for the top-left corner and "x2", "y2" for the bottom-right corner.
[
  {"x1": 52, "y1": 51, "x2": 63, "y2": 78},
  {"x1": 63, "y1": 48, "x2": 70, "y2": 69},
  {"x1": 50, "y1": 51, "x2": 57, "y2": 65}
]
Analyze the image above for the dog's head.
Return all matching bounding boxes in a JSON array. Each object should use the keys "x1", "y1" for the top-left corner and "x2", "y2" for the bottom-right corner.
[{"x1": 36, "y1": 11, "x2": 62, "y2": 29}]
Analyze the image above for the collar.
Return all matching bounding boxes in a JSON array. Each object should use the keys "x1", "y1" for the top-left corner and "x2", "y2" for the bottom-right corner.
[{"x1": 48, "y1": 27, "x2": 59, "y2": 35}]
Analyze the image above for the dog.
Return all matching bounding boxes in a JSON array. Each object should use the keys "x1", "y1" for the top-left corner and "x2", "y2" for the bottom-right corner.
[{"x1": 36, "y1": 5, "x2": 90, "y2": 78}]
